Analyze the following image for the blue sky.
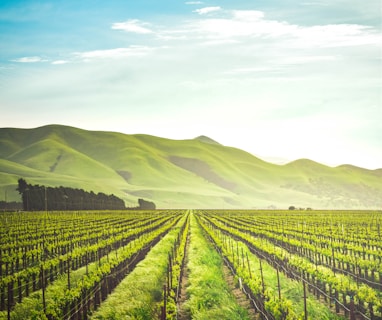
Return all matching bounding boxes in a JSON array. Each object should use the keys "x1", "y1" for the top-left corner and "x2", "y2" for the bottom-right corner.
[{"x1": 0, "y1": 0, "x2": 381, "y2": 169}]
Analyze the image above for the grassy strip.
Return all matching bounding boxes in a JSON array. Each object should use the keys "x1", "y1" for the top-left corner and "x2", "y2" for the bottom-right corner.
[
  {"x1": 163, "y1": 212, "x2": 190, "y2": 319},
  {"x1": 90, "y1": 212, "x2": 189, "y2": 319},
  {"x1": 198, "y1": 212, "x2": 346, "y2": 320},
  {"x1": 204, "y1": 212, "x2": 382, "y2": 317},
  {"x1": 2, "y1": 214, "x2": 180, "y2": 320},
  {"x1": 0, "y1": 211, "x2": 171, "y2": 312},
  {"x1": 183, "y1": 212, "x2": 251, "y2": 320}
]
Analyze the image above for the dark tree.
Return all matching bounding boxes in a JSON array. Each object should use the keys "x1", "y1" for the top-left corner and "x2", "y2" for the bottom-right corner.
[
  {"x1": 16, "y1": 178, "x2": 29, "y2": 210},
  {"x1": 0, "y1": 201, "x2": 22, "y2": 210},
  {"x1": 138, "y1": 198, "x2": 156, "y2": 210},
  {"x1": 15, "y1": 178, "x2": 126, "y2": 211}
]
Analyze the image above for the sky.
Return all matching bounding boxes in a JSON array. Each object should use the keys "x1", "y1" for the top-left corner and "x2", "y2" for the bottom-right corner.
[{"x1": 0, "y1": 0, "x2": 381, "y2": 169}]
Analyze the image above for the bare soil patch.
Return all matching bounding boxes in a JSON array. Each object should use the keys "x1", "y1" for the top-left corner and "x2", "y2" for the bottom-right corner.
[{"x1": 223, "y1": 265, "x2": 260, "y2": 320}]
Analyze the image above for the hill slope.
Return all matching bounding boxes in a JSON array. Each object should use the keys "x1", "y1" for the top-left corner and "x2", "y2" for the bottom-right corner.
[{"x1": 0, "y1": 125, "x2": 381, "y2": 209}]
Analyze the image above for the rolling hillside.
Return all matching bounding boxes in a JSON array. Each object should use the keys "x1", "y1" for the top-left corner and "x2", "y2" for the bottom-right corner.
[{"x1": 0, "y1": 125, "x2": 381, "y2": 209}]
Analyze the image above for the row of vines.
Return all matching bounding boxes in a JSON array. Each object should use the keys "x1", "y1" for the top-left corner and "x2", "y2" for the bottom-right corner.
[
  {"x1": 0, "y1": 210, "x2": 183, "y2": 319},
  {"x1": 1, "y1": 209, "x2": 380, "y2": 319},
  {"x1": 195, "y1": 210, "x2": 382, "y2": 320}
]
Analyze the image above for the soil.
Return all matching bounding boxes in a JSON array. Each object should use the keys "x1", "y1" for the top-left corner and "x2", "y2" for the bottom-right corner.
[
  {"x1": 222, "y1": 265, "x2": 260, "y2": 320},
  {"x1": 177, "y1": 232, "x2": 191, "y2": 320}
]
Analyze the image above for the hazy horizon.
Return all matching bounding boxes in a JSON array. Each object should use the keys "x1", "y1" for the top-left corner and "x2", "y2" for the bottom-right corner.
[{"x1": 0, "y1": 0, "x2": 381, "y2": 169}]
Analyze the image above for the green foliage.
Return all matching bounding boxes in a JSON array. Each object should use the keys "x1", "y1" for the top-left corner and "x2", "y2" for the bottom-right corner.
[
  {"x1": 184, "y1": 214, "x2": 251, "y2": 320},
  {"x1": 197, "y1": 210, "x2": 381, "y2": 320},
  {"x1": 1, "y1": 124, "x2": 381, "y2": 208},
  {"x1": 2, "y1": 209, "x2": 381, "y2": 320},
  {"x1": 16, "y1": 179, "x2": 126, "y2": 210},
  {"x1": 1, "y1": 210, "x2": 182, "y2": 320},
  {"x1": 91, "y1": 214, "x2": 189, "y2": 319}
]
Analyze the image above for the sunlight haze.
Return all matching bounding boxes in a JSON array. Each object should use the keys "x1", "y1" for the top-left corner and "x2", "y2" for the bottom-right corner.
[{"x1": 0, "y1": 0, "x2": 381, "y2": 169}]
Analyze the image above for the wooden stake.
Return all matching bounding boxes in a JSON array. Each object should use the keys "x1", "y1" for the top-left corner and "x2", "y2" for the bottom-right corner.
[
  {"x1": 259, "y1": 259, "x2": 265, "y2": 294},
  {"x1": 67, "y1": 257, "x2": 71, "y2": 290},
  {"x1": 241, "y1": 247, "x2": 245, "y2": 269},
  {"x1": 303, "y1": 279, "x2": 308, "y2": 320},
  {"x1": 7, "y1": 282, "x2": 11, "y2": 320},
  {"x1": 277, "y1": 268, "x2": 281, "y2": 300},
  {"x1": 246, "y1": 252, "x2": 252, "y2": 279},
  {"x1": 350, "y1": 297, "x2": 355, "y2": 320},
  {"x1": 41, "y1": 265, "x2": 46, "y2": 315},
  {"x1": 163, "y1": 285, "x2": 167, "y2": 320},
  {"x1": 236, "y1": 242, "x2": 240, "y2": 266}
]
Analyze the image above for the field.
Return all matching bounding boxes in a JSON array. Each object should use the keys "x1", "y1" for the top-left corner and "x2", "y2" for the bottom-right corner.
[
  {"x1": 0, "y1": 210, "x2": 381, "y2": 319},
  {"x1": 2, "y1": 125, "x2": 382, "y2": 209}
]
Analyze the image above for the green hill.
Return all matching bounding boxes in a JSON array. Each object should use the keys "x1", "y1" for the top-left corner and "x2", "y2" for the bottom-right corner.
[{"x1": 0, "y1": 124, "x2": 381, "y2": 209}]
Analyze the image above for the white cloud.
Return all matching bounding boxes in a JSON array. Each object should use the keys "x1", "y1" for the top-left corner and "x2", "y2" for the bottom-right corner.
[
  {"x1": 194, "y1": 6, "x2": 221, "y2": 15},
  {"x1": 222, "y1": 66, "x2": 284, "y2": 76},
  {"x1": 51, "y1": 60, "x2": 69, "y2": 65},
  {"x1": 198, "y1": 20, "x2": 287, "y2": 40},
  {"x1": 232, "y1": 10, "x2": 265, "y2": 20},
  {"x1": 290, "y1": 24, "x2": 381, "y2": 48},
  {"x1": 107, "y1": 9, "x2": 380, "y2": 52},
  {"x1": 2, "y1": 6, "x2": 380, "y2": 169},
  {"x1": 11, "y1": 56, "x2": 45, "y2": 63},
  {"x1": 74, "y1": 46, "x2": 153, "y2": 61},
  {"x1": 112, "y1": 19, "x2": 153, "y2": 34},
  {"x1": 283, "y1": 55, "x2": 338, "y2": 64},
  {"x1": 301, "y1": 2, "x2": 331, "y2": 6},
  {"x1": 185, "y1": 1, "x2": 203, "y2": 4},
  {"x1": 191, "y1": 10, "x2": 295, "y2": 39},
  {"x1": 190, "y1": 10, "x2": 381, "y2": 48}
]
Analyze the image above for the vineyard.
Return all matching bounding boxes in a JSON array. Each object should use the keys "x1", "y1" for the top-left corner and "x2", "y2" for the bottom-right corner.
[{"x1": 0, "y1": 210, "x2": 381, "y2": 319}]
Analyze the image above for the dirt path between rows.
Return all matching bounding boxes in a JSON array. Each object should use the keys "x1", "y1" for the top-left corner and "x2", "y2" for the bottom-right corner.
[
  {"x1": 177, "y1": 234, "x2": 259, "y2": 320},
  {"x1": 177, "y1": 231, "x2": 191, "y2": 320},
  {"x1": 222, "y1": 265, "x2": 260, "y2": 320}
]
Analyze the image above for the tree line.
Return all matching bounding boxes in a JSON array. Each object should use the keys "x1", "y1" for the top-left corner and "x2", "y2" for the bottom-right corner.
[
  {"x1": 137, "y1": 198, "x2": 156, "y2": 210},
  {"x1": 0, "y1": 201, "x2": 23, "y2": 211},
  {"x1": 16, "y1": 178, "x2": 126, "y2": 211}
]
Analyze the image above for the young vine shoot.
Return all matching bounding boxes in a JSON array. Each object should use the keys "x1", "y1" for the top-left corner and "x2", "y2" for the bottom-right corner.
[{"x1": 0, "y1": 210, "x2": 381, "y2": 319}]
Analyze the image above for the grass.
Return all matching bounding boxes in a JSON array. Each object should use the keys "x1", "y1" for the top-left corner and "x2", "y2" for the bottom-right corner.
[
  {"x1": 197, "y1": 213, "x2": 346, "y2": 320},
  {"x1": 90, "y1": 213, "x2": 188, "y2": 319},
  {"x1": 184, "y1": 212, "x2": 251, "y2": 320},
  {"x1": 2, "y1": 212, "x2": 177, "y2": 320},
  {"x1": 1, "y1": 124, "x2": 381, "y2": 208}
]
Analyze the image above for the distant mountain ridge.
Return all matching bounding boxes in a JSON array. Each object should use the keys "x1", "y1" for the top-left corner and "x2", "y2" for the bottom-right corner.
[
  {"x1": 0, "y1": 124, "x2": 381, "y2": 209},
  {"x1": 194, "y1": 135, "x2": 221, "y2": 145}
]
